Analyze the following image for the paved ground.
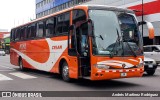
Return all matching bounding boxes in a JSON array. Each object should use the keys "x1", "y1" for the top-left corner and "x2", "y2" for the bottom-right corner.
[{"x1": 0, "y1": 55, "x2": 160, "y2": 100}]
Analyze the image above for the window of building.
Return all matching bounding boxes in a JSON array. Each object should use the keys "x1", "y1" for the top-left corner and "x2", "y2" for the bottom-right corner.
[
  {"x1": 46, "y1": 17, "x2": 55, "y2": 37},
  {"x1": 36, "y1": 21, "x2": 44, "y2": 38}
]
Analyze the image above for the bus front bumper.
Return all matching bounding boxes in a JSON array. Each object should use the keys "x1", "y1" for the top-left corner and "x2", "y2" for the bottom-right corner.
[{"x1": 90, "y1": 68, "x2": 144, "y2": 81}]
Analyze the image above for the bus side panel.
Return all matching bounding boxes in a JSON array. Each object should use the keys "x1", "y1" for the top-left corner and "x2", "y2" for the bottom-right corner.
[
  {"x1": 26, "y1": 39, "x2": 50, "y2": 64},
  {"x1": 68, "y1": 56, "x2": 79, "y2": 79},
  {"x1": 49, "y1": 45, "x2": 79, "y2": 79},
  {"x1": 10, "y1": 42, "x2": 20, "y2": 66}
]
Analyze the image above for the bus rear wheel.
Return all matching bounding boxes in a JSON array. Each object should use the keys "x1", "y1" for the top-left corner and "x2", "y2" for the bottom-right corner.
[
  {"x1": 62, "y1": 62, "x2": 70, "y2": 82},
  {"x1": 19, "y1": 58, "x2": 25, "y2": 71}
]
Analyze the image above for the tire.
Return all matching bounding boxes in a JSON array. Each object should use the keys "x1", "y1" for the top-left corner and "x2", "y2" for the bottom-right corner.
[
  {"x1": 62, "y1": 62, "x2": 70, "y2": 82},
  {"x1": 19, "y1": 58, "x2": 25, "y2": 71},
  {"x1": 146, "y1": 70, "x2": 155, "y2": 75}
]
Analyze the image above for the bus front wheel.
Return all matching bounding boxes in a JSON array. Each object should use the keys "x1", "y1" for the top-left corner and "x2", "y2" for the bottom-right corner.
[{"x1": 62, "y1": 62, "x2": 70, "y2": 82}]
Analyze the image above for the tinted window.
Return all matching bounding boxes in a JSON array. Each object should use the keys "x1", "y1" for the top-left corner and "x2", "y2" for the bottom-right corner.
[
  {"x1": 152, "y1": 47, "x2": 158, "y2": 51},
  {"x1": 23, "y1": 27, "x2": 27, "y2": 39},
  {"x1": 73, "y1": 10, "x2": 86, "y2": 27},
  {"x1": 20, "y1": 28, "x2": 25, "y2": 40},
  {"x1": 36, "y1": 21, "x2": 44, "y2": 38},
  {"x1": 46, "y1": 17, "x2": 55, "y2": 37},
  {"x1": 11, "y1": 29, "x2": 15, "y2": 41},
  {"x1": 63, "y1": 12, "x2": 70, "y2": 33},
  {"x1": 55, "y1": 12, "x2": 70, "y2": 35},
  {"x1": 144, "y1": 47, "x2": 152, "y2": 52},
  {"x1": 56, "y1": 15, "x2": 63, "y2": 34},
  {"x1": 28, "y1": 24, "x2": 36, "y2": 39},
  {"x1": 15, "y1": 28, "x2": 20, "y2": 41}
]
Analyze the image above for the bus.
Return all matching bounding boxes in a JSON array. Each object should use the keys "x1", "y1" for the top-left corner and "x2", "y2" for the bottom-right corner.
[{"x1": 10, "y1": 5, "x2": 154, "y2": 81}]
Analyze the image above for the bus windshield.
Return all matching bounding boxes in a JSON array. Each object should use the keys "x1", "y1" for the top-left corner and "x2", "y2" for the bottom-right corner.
[{"x1": 89, "y1": 10, "x2": 143, "y2": 56}]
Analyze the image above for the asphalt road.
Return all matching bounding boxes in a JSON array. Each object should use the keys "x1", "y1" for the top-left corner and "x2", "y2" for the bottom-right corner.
[{"x1": 0, "y1": 55, "x2": 160, "y2": 100}]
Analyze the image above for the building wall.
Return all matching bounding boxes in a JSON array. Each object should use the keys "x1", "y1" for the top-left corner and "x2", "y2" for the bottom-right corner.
[
  {"x1": 36, "y1": 0, "x2": 91, "y2": 18},
  {"x1": 0, "y1": 31, "x2": 10, "y2": 49}
]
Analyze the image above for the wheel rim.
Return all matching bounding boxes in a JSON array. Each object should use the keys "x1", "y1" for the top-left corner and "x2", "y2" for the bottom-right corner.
[{"x1": 62, "y1": 65, "x2": 69, "y2": 80}]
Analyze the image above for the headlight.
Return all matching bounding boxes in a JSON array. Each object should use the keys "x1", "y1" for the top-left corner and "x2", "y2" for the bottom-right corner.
[
  {"x1": 94, "y1": 64, "x2": 110, "y2": 70},
  {"x1": 136, "y1": 63, "x2": 144, "y2": 68},
  {"x1": 152, "y1": 60, "x2": 156, "y2": 64}
]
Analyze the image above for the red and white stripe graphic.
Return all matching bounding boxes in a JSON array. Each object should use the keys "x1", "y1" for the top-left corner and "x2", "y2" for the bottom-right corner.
[
  {"x1": 120, "y1": 0, "x2": 160, "y2": 22},
  {"x1": 97, "y1": 68, "x2": 144, "y2": 73}
]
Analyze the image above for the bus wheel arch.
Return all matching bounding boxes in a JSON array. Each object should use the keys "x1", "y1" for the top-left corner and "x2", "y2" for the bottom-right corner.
[{"x1": 59, "y1": 58, "x2": 70, "y2": 82}]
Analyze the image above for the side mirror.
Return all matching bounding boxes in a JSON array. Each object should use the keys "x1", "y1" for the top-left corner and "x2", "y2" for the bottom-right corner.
[
  {"x1": 138, "y1": 21, "x2": 155, "y2": 39},
  {"x1": 146, "y1": 22, "x2": 154, "y2": 39}
]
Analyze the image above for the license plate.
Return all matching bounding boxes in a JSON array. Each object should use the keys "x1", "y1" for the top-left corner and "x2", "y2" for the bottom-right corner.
[
  {"x1": 121, "y1": 73, "x2": 127, "y2": 77},
  {"x1": 148, "y1": 64, "x2": 153, "y2": 68}
]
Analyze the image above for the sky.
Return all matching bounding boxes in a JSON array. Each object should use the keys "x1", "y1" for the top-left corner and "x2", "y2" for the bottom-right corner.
[{"x1": 0, "y1": 0, "x2": 35, "y2": 31}]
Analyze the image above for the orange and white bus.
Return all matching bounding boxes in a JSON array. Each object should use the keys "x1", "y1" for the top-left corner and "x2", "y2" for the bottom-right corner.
[{"x1": 10, "y1": 5, "x2": 154, "y2": 81}]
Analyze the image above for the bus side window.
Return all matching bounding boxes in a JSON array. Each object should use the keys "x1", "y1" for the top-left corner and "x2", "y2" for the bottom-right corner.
[
  {"x1": 72, "y1": 10, "x2": 87, "y2": 50},
  {"x1": 73, "y1": 10, "x2": 86, "y2": 28},
  {"x1": 20, "y1": 27, "x2": 25, "y2": 40},
  {"x1": 46, "y1": 17, "x2": 55, "y2": 37},
  {"x1": 11, "y1": 29, "x2": 15, "y2": 41},
  {"x1": 55, "y1": 14, "x2": 63, "y2": 34},
  {"x1": 15, "y1": 28, "x2": 20, "y2": 41},
  {"x1": 36, "y1": 21, "x2": 44, "y2": 38},
  {"x1": 28, "y1": 23, "x2": 36, "y2": 39},
  {"x1": 63, "y1": 12, "x2": 70, "y2": 34},
  {"x1": 55, "y1": 12, "x2": 70, "y2": 35},
  {"x1": 24, "y1": 26, "x2": 27, "y2": 40}
]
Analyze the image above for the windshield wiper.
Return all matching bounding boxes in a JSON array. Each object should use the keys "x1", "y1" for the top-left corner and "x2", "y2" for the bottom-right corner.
[
  {"x1": 125, "y1": 41, "x2": 137, "y2": 57},
  {"x1": 94, "y1": 35, "x2": 104, "y2": 40},
  {"x1": 110, "y1": 29, "x2": 121, "y2": 58}
]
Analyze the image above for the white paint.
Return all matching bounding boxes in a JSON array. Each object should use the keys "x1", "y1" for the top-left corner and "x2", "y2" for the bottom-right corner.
[
  {"x1": 97, "y1": 60, "x2": 135, "y2": 68},
  {"x1": 119, "y1": 70, "x2": 123, "y2": 72},
  {"x1": 126, "y1": 70, "x2": 129, "y2": 72},
  {"x1": 11, "y1": 38, "x2": 68, "y2": 72},
  {"x1": 112, "y1": 70, "x2": 116, "y2": 72},
  {"x1": 120, "y1": 0, "x2": 157, "y2": 8},
  {"x1": 0, "y1": 65, "x2": 15, "y2": 70},
  {"x1": 105, "y1": 70, "x2": 109, "y2": 73},
  {"x1": 97, "y1": 70, "x2": 102, "y2": 73},
  {"x1": 0, "y1": 74, "x2": 13, "y2": 81},
  {"x1": 0, "y1": 70, "x2": 15, "y2": 72},
  {"x1": 9, "y1": 72, "x2": 37, "y2": 79},
  {"x1": 137, "y1": 13, "x2": 160, "y2": 22},
  {"x1": 128, "y1": 59, "x2": 138, "y2": 62}
]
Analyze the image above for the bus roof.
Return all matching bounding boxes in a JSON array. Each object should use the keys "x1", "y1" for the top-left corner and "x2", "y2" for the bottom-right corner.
[{"x1": 12, "y1": 5, "x2": 134, "y2": 30}]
